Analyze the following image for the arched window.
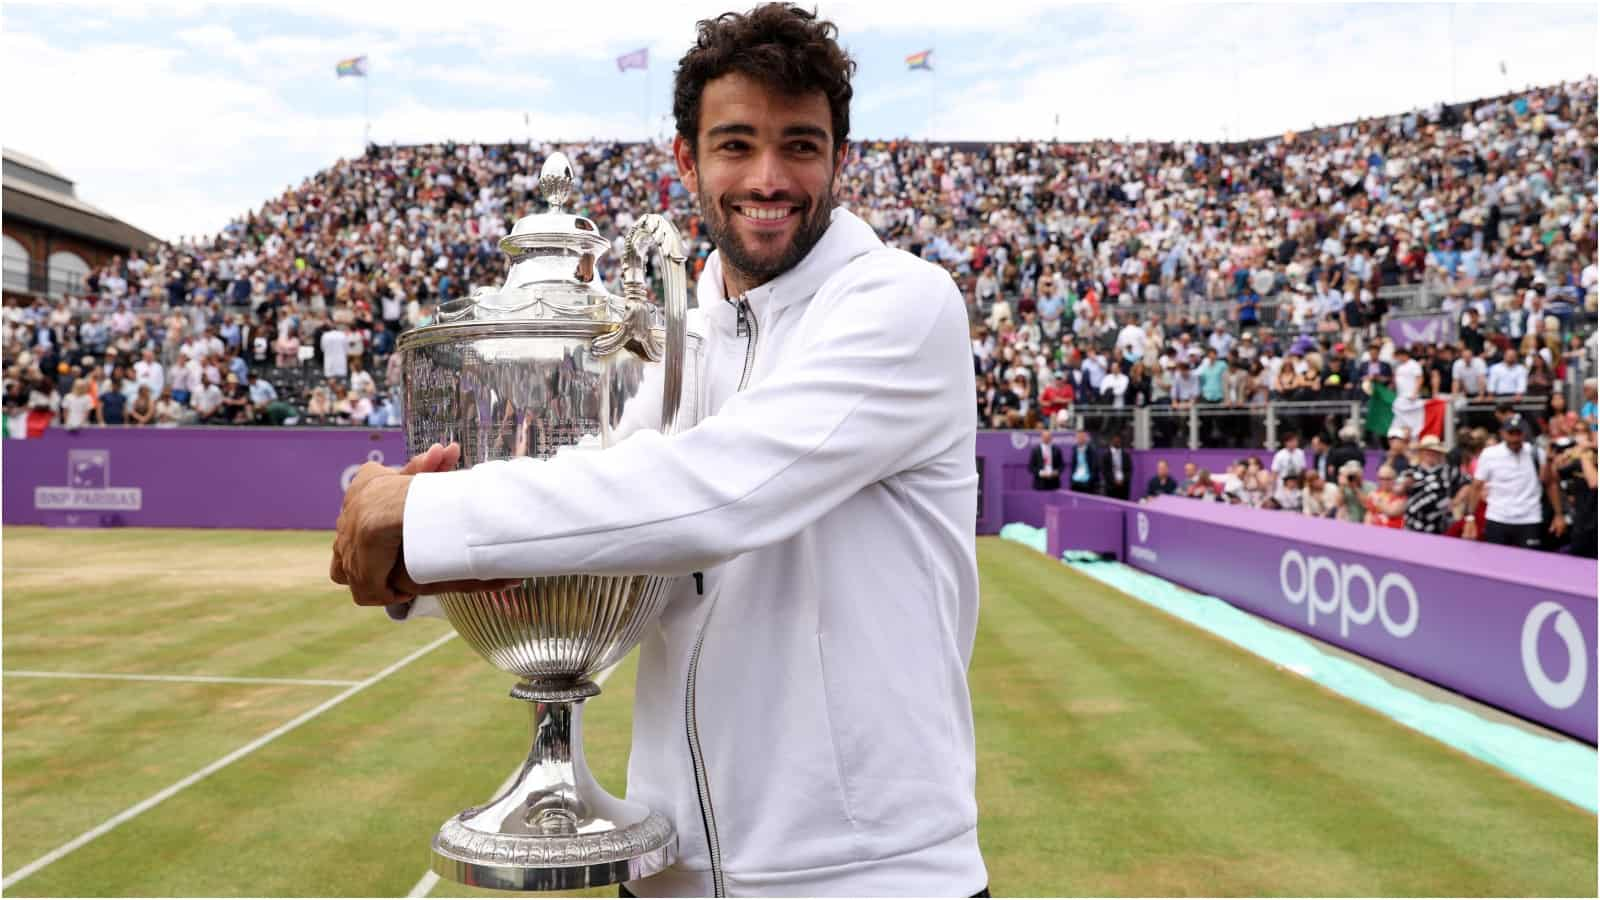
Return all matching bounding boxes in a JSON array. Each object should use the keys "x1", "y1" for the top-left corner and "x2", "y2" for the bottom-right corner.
[
  {"x1": 47, "y1": 250, "x2": 89, "y2": 298},
  {"x1": 3, "y1": 235, "x2": 29, "y2": 294}
]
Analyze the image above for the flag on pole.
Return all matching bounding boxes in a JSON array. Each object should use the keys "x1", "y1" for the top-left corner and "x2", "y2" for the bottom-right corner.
[
  {"x1": 617, "y1": 48, "x2": 649, "y2": 72},
  {"x1": 1365, "y1": 382, "x2": 1447, "y2": 442},
  {"x1": 905, "y1": 49, "x2": 932, "y2": 71},
  {"x1": 336, "y1": 55, "x2": 368, "y2": 78}
]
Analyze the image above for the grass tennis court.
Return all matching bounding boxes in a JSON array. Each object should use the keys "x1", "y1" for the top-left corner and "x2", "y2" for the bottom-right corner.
[{"x1": 3, "y1": 527, "x2": 1594, "y2": 896}]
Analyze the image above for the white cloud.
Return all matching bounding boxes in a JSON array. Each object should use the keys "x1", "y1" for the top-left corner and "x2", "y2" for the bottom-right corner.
[{"x1": 920, "y1": 3, "x2": 1597, "y2": 142}]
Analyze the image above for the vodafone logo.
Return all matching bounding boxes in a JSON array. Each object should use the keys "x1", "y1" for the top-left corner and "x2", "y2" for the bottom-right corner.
[
  {"x1": 1278, "y1": 549, "x2": 1419, "y2": 639},
  {"x1": 1521, "y1": 602, "x2": 1587, "y2": 710},
  {"x1": 1136, "y1": 512, "x2": 1150, "y2": 543}
]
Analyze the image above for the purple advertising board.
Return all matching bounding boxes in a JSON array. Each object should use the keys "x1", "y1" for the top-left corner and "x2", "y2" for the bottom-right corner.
[
  {"x1": 1386, "y1": 311, "x2": 1458, "y2": 349},
  {"x1": 1126, "y1": 496, "x2": 1598, "y2": 743},
  {"x1": 3, "y1": 428, "x2": 408, "y2": 530}
]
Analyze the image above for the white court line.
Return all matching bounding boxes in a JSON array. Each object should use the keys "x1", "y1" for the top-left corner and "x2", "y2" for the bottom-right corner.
[
  {"x1": 0, "y1": 632, "x2": 458, "y2": 891},
  {"x1": 3, "y1": 567, "x2": 334, "y2": 577},
  {"x1": 405, "y1": 660, "x2": 624, "y2": 899},
  {"x1": 4, "y1": 670, "x2": 361, "y2": 688}
]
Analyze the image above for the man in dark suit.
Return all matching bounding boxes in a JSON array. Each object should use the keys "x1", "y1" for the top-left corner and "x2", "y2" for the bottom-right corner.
[
  {"x1": 1028, "y1": 429, "x2": 1065, "y2": 491},
  {"x1": 1068, "y1": 428, "x2": 1100, "y2": 495},
  {"x1": 1100, "y1": 431, "x2": 1133, "y2": 499},
  {"x1": 1145, "y1": 459, "x2": 1179, "y2": 499}
]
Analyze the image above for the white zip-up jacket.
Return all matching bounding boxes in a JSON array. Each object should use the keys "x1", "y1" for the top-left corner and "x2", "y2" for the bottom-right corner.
[{"x1": 403, "y1": 207, "x2": 985, "y2": 896}]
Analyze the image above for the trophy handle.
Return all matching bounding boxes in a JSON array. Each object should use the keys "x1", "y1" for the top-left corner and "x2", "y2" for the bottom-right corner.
[{"x1": 614, "y1": 214, "x2": 689, "y2": 436}]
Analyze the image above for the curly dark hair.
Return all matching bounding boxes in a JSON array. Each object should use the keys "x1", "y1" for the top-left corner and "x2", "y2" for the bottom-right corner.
[{"x1": 672, "y1": 3, "x2": 856, "y2": 156}]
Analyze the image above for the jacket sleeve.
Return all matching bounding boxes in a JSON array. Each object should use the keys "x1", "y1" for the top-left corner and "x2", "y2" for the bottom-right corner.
[{"x1": 402, "y1": 256, "x2": 972, "y2": 582}]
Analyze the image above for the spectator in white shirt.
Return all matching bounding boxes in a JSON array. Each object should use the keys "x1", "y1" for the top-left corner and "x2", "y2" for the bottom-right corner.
[
  {"x1": 1465, "y1": 414, "x2": 1552, "y2": 550},
  {"x1": 1207, "y1": 322, "x2": 1235, "y2": 358},
  {"x1": 349, "y1": 358, "x2": 377, "y2": 398},
  {"x1": 1082, "y1": 350, "x2": 1108, "y2": 392},
  {"x1": 1272, "y1": 431, "x2": 1308, "y2": 481},
  {"x1": 1099, "y1": 361, "x2": 1130, "y2": 408},
  {"x1": 193, "y1": 380, "x2": 224, "y2": 423},
  {"x1": 1393, "y1": 346, "x2": 1424, "y2": 401},
  {"x1": 321, "y1": 325, "x2": 350, "y2": 379},
  {"x1": 167, "y1": 352, "x2": 200, "y2": 405},
  {"x1": 1487, "y1": 349, "x2": 1529, "y2": 400},
  {"x1": 1115, "y1": 316, "x2": 1147, "y2": 364},
  {"x1": 133, "y1": 348, "x2": 165, "y2": 396},
  {"x1": 60, "y1": 379, "x2": 95, "y2": 429}
]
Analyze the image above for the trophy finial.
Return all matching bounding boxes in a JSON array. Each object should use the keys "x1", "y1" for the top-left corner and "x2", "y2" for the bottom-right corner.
[{"x1": 540, "y1": 152, "x2": 575, "y2": 212}]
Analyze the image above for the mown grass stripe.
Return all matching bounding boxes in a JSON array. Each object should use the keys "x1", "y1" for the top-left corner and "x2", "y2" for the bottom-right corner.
[
  {"x1": 0, "y1": 632, "x2": 457, "y2": 891},
  {"x1": 3, "y1": 670, "x2": 361, "y2": 687}
]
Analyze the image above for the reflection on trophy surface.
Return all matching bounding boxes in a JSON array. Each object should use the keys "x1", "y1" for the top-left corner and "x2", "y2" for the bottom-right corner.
[{"x1": 397, "y1": 152, "x2": 699, "y2": 891}]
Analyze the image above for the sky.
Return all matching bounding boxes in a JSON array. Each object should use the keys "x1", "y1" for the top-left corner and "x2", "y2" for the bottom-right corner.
[{"x1": 3, "y1": 1, "x2": 1595, "y2": 243}]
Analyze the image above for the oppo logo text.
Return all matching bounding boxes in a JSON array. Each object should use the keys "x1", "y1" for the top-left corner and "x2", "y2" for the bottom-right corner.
[{"x1": 1278, "y1": 549, "x2": 1419, "y2": 639}]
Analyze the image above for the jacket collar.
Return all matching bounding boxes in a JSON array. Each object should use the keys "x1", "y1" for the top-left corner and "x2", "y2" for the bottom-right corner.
[{"x1": 697, "y1": 206, "x2": 882, "y2": 333}]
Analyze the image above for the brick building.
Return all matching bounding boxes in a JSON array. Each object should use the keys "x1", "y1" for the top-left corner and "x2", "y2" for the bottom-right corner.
[{"x1": 3, "y1": 148, "x2": 161, "y2": 306}]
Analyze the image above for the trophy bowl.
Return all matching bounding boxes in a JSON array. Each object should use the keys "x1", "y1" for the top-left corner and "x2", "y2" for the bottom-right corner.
[{"x1": 396, "y1": 152, "x2": 696, "y2": 891}]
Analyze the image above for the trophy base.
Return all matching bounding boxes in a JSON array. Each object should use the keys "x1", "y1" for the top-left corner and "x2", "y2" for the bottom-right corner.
[
  {"x1": 431, "y1": 810, "x2": 676, "y2": 891},
  {"x1": 428, "y1": 687, "x2": 677, "y2": 892}
]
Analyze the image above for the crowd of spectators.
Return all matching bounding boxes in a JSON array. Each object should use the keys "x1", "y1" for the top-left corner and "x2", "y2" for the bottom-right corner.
[
  {"x1": 1129, "y1": 404, "x2": 1598, "y2": 557},
  {"x1": 4, "y1": 78, "x2": 1596, "y2": 448},
  {"x1": 971, "y1": 76, "x2": 1598, "y2": 447}
]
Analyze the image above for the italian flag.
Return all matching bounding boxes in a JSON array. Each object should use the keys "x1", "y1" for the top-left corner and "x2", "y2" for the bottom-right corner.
[{"x1": 1365, "y1": 383, "x2": 1447, "y2": 441}]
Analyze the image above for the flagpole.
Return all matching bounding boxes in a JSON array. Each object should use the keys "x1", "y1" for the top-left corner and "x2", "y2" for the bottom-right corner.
[{"x1": 363, "y1": 67, "x2": 370, "y2": 149}]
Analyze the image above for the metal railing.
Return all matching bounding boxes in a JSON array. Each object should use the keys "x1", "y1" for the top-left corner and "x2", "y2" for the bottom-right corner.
[{"x1": 998, "y1": 396, "x2": 1563, "y2": 451}]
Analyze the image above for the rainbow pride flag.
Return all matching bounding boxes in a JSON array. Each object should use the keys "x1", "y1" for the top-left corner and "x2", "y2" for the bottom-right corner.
[
  {"x1": 905, "y1": 49, "x2": 932, "y2": 71},
  {"x1": 336, "y1": 56, "x2": 368, "y2": 78}
]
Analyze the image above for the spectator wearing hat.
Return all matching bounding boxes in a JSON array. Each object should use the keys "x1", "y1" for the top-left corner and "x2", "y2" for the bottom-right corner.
[
  {"x1": 1401, "y1": 435, "x2": 1456, "y2": 535},
  {"x1": 1464, "y1": 414, "x2": 1552, "y2": 549}
]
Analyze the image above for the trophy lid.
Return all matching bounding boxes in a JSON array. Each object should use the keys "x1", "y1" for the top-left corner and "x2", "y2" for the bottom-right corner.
[{"x1": 498, "y1": 152, "x2": 613, "y2": 260}]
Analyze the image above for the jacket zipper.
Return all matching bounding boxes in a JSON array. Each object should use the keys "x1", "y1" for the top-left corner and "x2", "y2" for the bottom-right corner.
[{"x1": 683, "y1": 294, "x2": 758, "y2": 898}]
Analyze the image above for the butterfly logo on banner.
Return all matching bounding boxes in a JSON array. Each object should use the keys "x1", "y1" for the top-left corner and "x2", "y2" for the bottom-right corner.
[{"x1": 1399, "y1": 319, "x2": 1442, "y2": 346}]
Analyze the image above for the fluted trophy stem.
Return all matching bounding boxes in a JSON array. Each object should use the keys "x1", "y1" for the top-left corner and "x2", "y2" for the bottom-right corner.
[{"x1": 430, "y1": 695, "x2": 675, "y2": 891}]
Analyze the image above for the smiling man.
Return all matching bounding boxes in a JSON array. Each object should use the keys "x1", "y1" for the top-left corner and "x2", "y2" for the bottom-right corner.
[{"x1": 329, "y1": 3, "x2": 986, "y2": 897}]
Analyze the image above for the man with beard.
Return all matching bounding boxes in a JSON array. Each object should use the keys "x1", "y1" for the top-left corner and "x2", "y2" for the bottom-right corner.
[{"x1": 330, "y1": 4, "x2": 986, "y2": 896}]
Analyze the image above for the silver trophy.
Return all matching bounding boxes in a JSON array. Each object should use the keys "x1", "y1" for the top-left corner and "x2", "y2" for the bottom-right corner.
[{"x1": 397, "y1": 152, "x2": 697, "y2": 891}]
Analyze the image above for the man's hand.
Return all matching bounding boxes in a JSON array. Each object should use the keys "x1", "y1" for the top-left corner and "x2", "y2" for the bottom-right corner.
[
  {"x1": 330, "y1": 442, "x2": 519, "y2": 606},
  {"x1": 1550, "y1": 516, "x2": 1568, "y2": 538}
]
